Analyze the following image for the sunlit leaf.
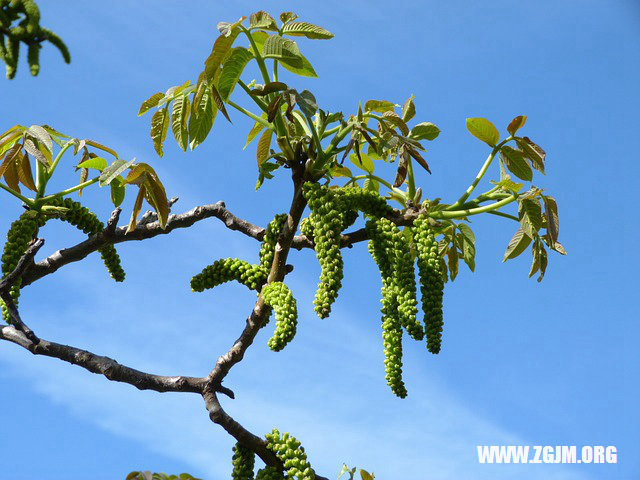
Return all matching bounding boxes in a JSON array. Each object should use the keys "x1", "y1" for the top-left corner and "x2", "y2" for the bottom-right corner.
[
  {"x1": 171, "y1": 95, "x2": 191, "y2": 151},
  {"x1": 100, "y1": 158, "x2": 135, "y2": 187},
  {"x1": 410, "y1": 122, "x2": 440, "y2": 141},
  {"x1": 503, "y1": 227, "x2": 532, "y2": 261},
  {"x1": 243, "y1": 114, "x2": 267, "y2": 150},
  {"x1": 256, "y1": 128, "x2": 273, "y2": 167},
  {"x1": 401, "y1": 95, "x2": 415, "y2": 123},
  {"x1": 466, "y1": 117, "x2": 500, "y2": 147},
  {"x1": 331, "y1": 164, "x2": 352, "y2": 177},
  {"x1": 127, "y1": 187, "x2": 146, "y2": 233},
  {"x1": 151, "y1": 107, "x2": 170, "y2": 157},
  {"x1": 282, "y1": 21, "x2": 334, "y2": 39},
  {"x1": 23, "y1": 138, "x2": 49, "y2": 166},
  {"x1": 279, "y1": 51, "x2": 318, "y2": 77},
  {"x1": 542, "y1": 195, "x2": 559, "y2": 244},
  {"x1": 27, "y1": 125, "x2": 53, "y2": 154},
  {"x1": 0, "y1": 143, "x2": 22, "y2": 178},
  {"x1": 262, "y1": 34, "x2": 303, "y2": 68},
  {"x1": 110, "y1": 181, "x2": 125, "y2": 207},
  {"x1": 18, "y1": 152, "x2": 36, "y2": 191},
  {"x1": 138, "y1": 92, "x2": 164, "y2": 116},
  {"x1": 217, "y1": 47, "x2": 254, "y2": 103},
  {"x1": 189, "y1": 88, "x2": 218, "y2": 150},
  {"x1": 348, "y1": 152, "x2": 374, "y2": 173},
  {"x1": 364, "y1": 99, "x2": 395, "y2": 113},
  {"x1": 84, "y1": 139, "x2": 119, "y2": 159},
  {"x1": 249, "y1": 11, "x2": 278, "y2": 31},
  {"x1": 507, "y1": 115, "x2": 527, "y2": 135},
  {"x1": 203, "y1": 25, "x2": 242, "y2": 83},
  {"x1": 77, "y1": 156, "x2": 107, "y2": 171}
]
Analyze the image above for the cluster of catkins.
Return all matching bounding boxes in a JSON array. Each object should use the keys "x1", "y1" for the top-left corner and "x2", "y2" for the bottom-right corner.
[
  {"x1": 265, "y1": 429, "x2": 315, "y2": 480},
  {"x1": 0, "y1": 0, "x2": 70, "y2": 78},
  {"x1": 191, "y1": 214, "x2": 299, "y2": 352},
  {"x1": 0, "y1": 211, "x2": 44, "y2": 321},
  {"x1": 0, "y1": 197, "x2": 125, "y2": 322},
  {"x1": 302, "y1": 183, "x2": 446, "y2": 397},
  {"x1": 302, "y1": 182, "x2": 393, "y2": 318}
]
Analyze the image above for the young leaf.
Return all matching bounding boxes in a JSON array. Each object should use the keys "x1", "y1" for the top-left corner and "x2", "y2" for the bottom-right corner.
[
  {"x1": 518, "y1": 197, "x2": 542, "y2": 237},
  {"x1": 466, "y1": 117, "x2": 500, "y2": 147},
  {"x1": 382, "y1": 111, "x2": 409, "y2": 135},
  {"x1": 217, "y1": 47, "x2": 254, "y2": 102},
  {"x1": 448, "y1": 245, "x2": 459, "y2": 280},
  {"x1": 0, "y1": 143, "x2": 22, "y2": 178},
  {"x1": 364, "y1": 100, "x2": 395, "y2": 113},
  {"x1": 507, "y1": 115, "x2": 527, "y2": 135},
  {"x1": 18, "y1": 152, "x2": 36, "y2": 192},
  {"x1": 331, "y1": 164, "x2": 352, "y2": 178},
  {"x1": 393, "y1": 148, "x2": 409, "y2": 187},
  {"x1": 23, "y1": 138, "x2": 49, "y2": 166},
  {"x1": 402, "y1": 95, "x2": 415, "y2": 123},
  {"x1": 3, "y1": 155, "x2": 20, "y2": 192},
  {"x1": 405, "y1": 144, "x2": 431, "y2": 174},
  {"x1": 100, "y1": 159, "x2": 136, "y2": 187},
  {"x1": 84, "y1": 139, "x2": 119, "y2": 159},
  {"x1": 151, "y1": 107, "x2": 170, "y2": 157},
  {"x1": 410, "y1": 122, "x2": 440, "y2": 141},
  {"x1": 127, "y1": 187, "x2": 146, "y2": 233},
  {"x1": 542, "y1": 195, "x2": 559, "y2": 244},
  {"x1": 250, "y1": 82, "x2": 288, "y2": 96},
  {"x1": 110, "y1": 181, "x2": 125, "y2": 207},
  {"x1": 243, "y1": 114, "x2": 268, "y2": 150},
  {"x1": 490, "y1": 176, "x2": 523, "y2": 194},
  {"x1": 295, "y1": 90, "x2": 317, "y2": 117},
  {"x1": 516, "y1": 136, "x2": 546, "y2": 174},
  {"x1": 457, "y1": 223, "x2": 475, "y2": 245},
  {"x1": 262, "y1": 34, "x2": 303, "y2": 68},
  {"x1": 77, "y1": 156, "x2": 107, "y2": 171},
  {"x1": 279, "y1": 12, "x2": 298, "y2": 24},
  {"x1": 249, "y1": 11, "x2": 278, "y2": 31},
  {"x1": 27, "y1": 125, "x2": 53, "y2": 154},
  {"x1": 282, "y1": 22, "x2": 334, "y2": 39},
  {"x1": 143, "y1": 174, "x2": 169, "y2": 229},
  {"x1": 348, "y1": 152, "x2": 374, "y2": 173},
  {"x1": 171, "y1": 95, "x2": 191, "y2": 151},
  {"x1": 138, "y1": 92, "x2": 164, "y2": 116},
  {"x1": 209, "y1": 84, "x2": 231, "y2": 123},
  {"x1": 256, "y1": 128, "x2": 273, "y2": 167},
  {"x1": 203, "y1": 26, "x2": 242, "y2": 82},
  {"x1": 278, "y1": 52, "x2": 318, "y2": 78},
  {"x1": 501, "y1": 146, "x2": 532, "y2": 181},
  {"x1": 189, "y1": 88, "x2": 218, "y2": 150},
  {"x1": 503, "y1": 227, "x2": 532, "y2": 261}
]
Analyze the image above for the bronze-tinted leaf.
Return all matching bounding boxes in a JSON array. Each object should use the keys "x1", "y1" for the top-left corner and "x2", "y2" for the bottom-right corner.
[
  {"x1": 507, "y1": 115, "x2": 527, "y2": 136},
  {"x1": 23, "y1": 138, "x2": 49, "y2": 166},
  {"x1": 249, "y1": 11, "x2": 278, "y2": 31},
  {"x1": 18, "y1": 152, "x2": 36, "y2": 191},
  {"x1": 402, "y1": 95, "x2": 416, "y2": 123},
  {"x1": 503, "y1": 227, "x2": 532, "y2": 261},
  {"x1": 209, "y1": 83, "x2": 231, "y2": 123},
  {"x1": 501, "y1": 146, "x2": 532, "y2": 181},
  {"x1": 127, "y1": 186, "x2": 146, "y2": 233},
  {"x1": 393, "y1": 148, "x2": 409, "y2": 187},
  {"x1": 256, "y1": 128, "x2": 273, "y2": 166},
  {"x1": 517, "y1": 137, "x2": 546, "y2": 174},
  {"x1": 406, "y1": 144, "x2": 431, "y2": 174},
  {"x1": 84, "y1": 139, "x2": 119, "y2": 159},
  {"x1": 267, "y1": 94, "x2": 284, "y2": 123},
  {"x1": 250, "y1": 82, "x2": 288, "y2": 96},
  {"x1": 203, "y1": 24, "x2": 242, "y2": 82},
  {"x1": 0, "y1": 143, "x2": 22, "y2": 178},
  {"x1": 382, "y1": 111, "x2": 409, "y2": 135},
  {"x1": 542, "y1": 195, "x2": 559, "y2": 244}
]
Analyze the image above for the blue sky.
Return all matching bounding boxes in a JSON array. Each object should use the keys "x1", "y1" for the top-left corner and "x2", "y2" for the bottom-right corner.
[{"x1": 0, "y1": 1, "x2": 638, "y2": 479}]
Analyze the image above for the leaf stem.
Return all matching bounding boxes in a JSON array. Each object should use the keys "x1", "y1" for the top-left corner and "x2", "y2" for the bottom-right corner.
[
  {"x1": 39, "y1": 176, "x2": 100, "y2": 201},
  {"x1": 349, "y1": 174, "x2": 394, "y2": 191},
  {"x1": 429, "y1": 194, "x2": 518, "y2": 219},
  {"x1": 320, "y1": 125, "x2": 341, "y2": 139},
  {"x1": 0, "y1": 183, "x2": 34, "y2": 206},
  {"x1": 227, "y1": 100, "x2": 274, "y2": 130},
  {"x1": 237, "y1": 80, "x2": 268, "y2": 112},
  {"x1": 448, "y1": 136, "x2": 513, "y2": 209},
  {"x1": 47, "y1": 140, "x2": 74, "y2": 180},
  {"x1": 240, "y1": 26, "x2": 271, "y2": 85}
]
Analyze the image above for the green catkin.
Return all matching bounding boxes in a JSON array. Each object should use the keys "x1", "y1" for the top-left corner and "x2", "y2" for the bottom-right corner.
[
  {"x1": 40, "y1": 27, "x2": 70, "y2": 63},
  {"x1": 366, "y1": 219, "x2": 410, "y2": 398},
  {"x1": 191, "y1": 258, "x2": 268, "y2": 293},
  {"x1": 413, "y1": 215, "x2": 445, "y2": 354},
  {"x1": 303, "y1": 183, "x2": 344, "y2": 319},
  {"x1": 265, "y1": 429, "x2": 315, "y2": 480},
  {"x1": 336, "y1": 186, "x2": 395, "y2": 219},
  {"x1": 259, "y1": 214, "x2": 288, "y2": 271},
  {"x1": 262, "y1": 282, "x2": 297, "y2": 352},
  {"x1": 1, "y1": 211, "x2": 44, "y2": 322},
  {"x1": 5, "y1": 34, "x2": 18, "y2": 79},
  {"x1": 256, "y1": 466, "x2": 285, "y2": 480},
  {"x1": 231, "y1": 442, "x2": 255, "y2": 480},
  {"x1": 47, "y1": 197, "x2": 125, "y2": 282},
  {"x1": 26, "y1": 40, "x2": 38, "y2": 75}
]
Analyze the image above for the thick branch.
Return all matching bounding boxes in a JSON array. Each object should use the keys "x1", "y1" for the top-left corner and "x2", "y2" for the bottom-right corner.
[
  {"x1": 21, "y1": 202, "x2": 265, "y2": 287},
  {"x1": 0, "y1": 325, "x2": 231, "y2": 395}
]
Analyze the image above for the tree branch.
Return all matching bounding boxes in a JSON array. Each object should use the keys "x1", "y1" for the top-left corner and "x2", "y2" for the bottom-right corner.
[
  {"x1": 20, "y1": 202, "x2": 266, "y2": 287},
  {"x1": 0, "y1": 325, "x2": 238, "y2": 397}
]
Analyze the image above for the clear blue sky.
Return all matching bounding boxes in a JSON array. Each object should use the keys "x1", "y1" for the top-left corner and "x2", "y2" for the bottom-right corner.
[{"x1": 1, "y1": 1, "x2": 638, "y2": 479}]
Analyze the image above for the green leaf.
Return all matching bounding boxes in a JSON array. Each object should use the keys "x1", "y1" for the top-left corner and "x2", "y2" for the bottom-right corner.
[
  {"x1": 84, "y1": 139, "x2": 119, "y2": 159},
  {"x1": 262, "y1": 34, "x2": 303, "y2": 68},
  {"x1": 402, "y1": 95, "x2": 415, "y2": 123},
  {"x1": 503, "y1": 227, "x2": 532, "y2": 261},
  {"x1": 448, "y1": 244, "x2": 459, "y2": 280},
  {"x1": 209, "y1": 83, "x2": 231, "y2": 123},
  {"x1": 27, "y1": 125, "x2": 53, "y2": 154},
  {"x1": 138, "y1": 92, "x2": 164, "y2": 116},
  {"x1": 462, "y1": 236, "x2": 476, "y2": 272},
  {"x1": 99, "y1": 158, "x2": 135, "y2": 187},
  {"x1": 364, "y1": 99, "x2": 395, "y2": 113},
  {"x1": 217, "y1": 47, "x2": 254, "y2": 102},
  {"x1": 110, "y1": 181, "x2": 125, "y2": 207},
  {"x1": 457, "y1": 223, "x2": 475, "y2": 244},
  {"x1": 507, "y1": 115, "x2": 527, "y2": 135},
  {"x1": 295, "y1": 89, "x2": 317, "y2": 117},
  {"x1": 171, "y1": 95, "x2": 191, "y2": 151},
  {"x1": 501, "y1": 146, "x2": 532, "y2": 181},
  {"x1": 516, "y1": 136, "x2": 546, "y2": 174},
  {"x1": 364, "y1": 177, "x2": 379, "y2": 193},
  {"x1": 331, "y1": 164, "x2": 352, "y2": 178},
  {"x1": 249, "y1": 11, "x2": 278, "y2": 31},
  {"x1": 490, "y1": 176, "x2": 523, "y2": 193},
  {"x1": 0, "y1": 130, "x2": 23, "y2": 157},
  {"x1": 23, "y1": 138, "x2": 49, "y2": 166},
  {"x1": 243, "y1": 114, "x2": 267, "y2": 150},
  {"x1": 249, "y1": 31, "x2": 268, "y2": 56},
  {"x1": 203, "y1": 26, "x2": 242, "y2": 83},
  {"x1": 518, "y1": 197, "x2": 542, "y2": 237},
  {"x1": 466, "y1": 117, "x2": 500, "y2": 147},
  {"x1": 282, "y1": 21, "x2": 334, "y2": 39},
  {"x1": 256, "y1": 128, "x2": 273, "y2": 167},
  {"x1": 188, "y1": 88, "x2": 217, "y2": 150},
  {"x1": 279, "y1": 12, "x2": 298, "y2": 24},
  {"x1": 542, "y1": 195, "x2": 559, "y2": 244},
  {"x1": 360, "y1": 470, "x2": 374, "y2": 480},
  {"x1": 348, "y1": 152, "x2": 374, "y2": 173},
  {"x1": 77, "y1": 156, "x2": 107, "y2": 171},
  {"x1": 410, "y1": 122, "x2": 440, "y2": 141},
  {"x1": 151, "y1": 107, "x2": 170, "y2": 157},
  {"x1": 279, "y1": 51, "x2": 318, "y2": 78}
]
